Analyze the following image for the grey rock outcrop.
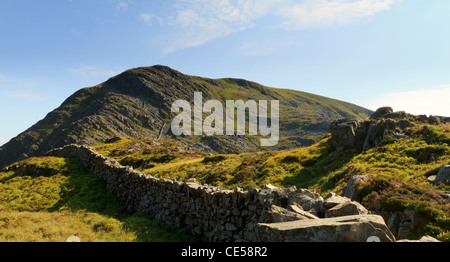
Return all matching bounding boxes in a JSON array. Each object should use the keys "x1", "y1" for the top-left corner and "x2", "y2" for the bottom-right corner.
[
  {"x1": 255, "y1": 214, "x2": 395, "y2": 242},
  {"x1": 428, "y1": 115, "x2": 441, "y2": 125},
  {"x1": 370, "y1": 107, "x2": 394, "y2": 119},
  {"x1": 329, "y1": 107, "x2": 417, "y2": 152},
  {"x1": 329, "y1": 118, "x2": 363, "y2": 150}
]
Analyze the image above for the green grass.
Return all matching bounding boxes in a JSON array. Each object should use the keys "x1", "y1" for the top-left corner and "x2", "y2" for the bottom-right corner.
[
  {"x1": 93, "y1": 124, "x2": 450, "y2": 241},
  {"x1": 0, "y1": 156, "x2": 199, "y2": 242},
  {"x1": 2, "y1": 121, "x2": 449, "y2": 242},
  {"x1": 279, "y1": 124, "x2": 450, "y2": 241}
]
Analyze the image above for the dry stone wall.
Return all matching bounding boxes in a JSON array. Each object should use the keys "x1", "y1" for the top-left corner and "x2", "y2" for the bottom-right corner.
[
  {"x1": 45, "y1": 144, "x2": 400, "y2": 242},
  {"x1": 45, "y1": 144, "x2": 295, "y2": 242}
]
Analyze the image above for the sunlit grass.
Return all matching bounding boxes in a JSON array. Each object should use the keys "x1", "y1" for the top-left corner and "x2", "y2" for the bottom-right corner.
[{"x1": 0, "y1": 156, "x2": 199, "y2": 242}]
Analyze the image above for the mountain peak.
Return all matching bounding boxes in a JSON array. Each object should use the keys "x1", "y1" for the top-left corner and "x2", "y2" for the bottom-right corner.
[
  {"x1": 121, "y1": 65, "x2": 185, "y2": 79},
  {"x1": 0, "y1": 67, "x2": 373, "y2": 168}
]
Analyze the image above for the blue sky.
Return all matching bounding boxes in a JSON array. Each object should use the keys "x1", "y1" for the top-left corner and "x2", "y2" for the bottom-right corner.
[{"x1": 1, "y1": 0, "x2": 450, "y2": 146}]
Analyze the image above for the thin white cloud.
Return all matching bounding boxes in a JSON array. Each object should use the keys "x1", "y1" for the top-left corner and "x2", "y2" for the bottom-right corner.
[
  {"x1": 238, "y1": 40, "x2": 294, "y2": 55},
  {"x1": 139, "y1": 13, "x2": 155, "y2": 26},
  {"x1": 116, "y1": 1, "x2": 128, "y2": 11},
  {"x1": 365, "y1": 85, "x2": 450, "y2": 116},
  {"x1": 109, "y1": 0, "x2": 129, "y2": 11},
  {"x1": 3, "y1": 91, "x2": 45, "y2": 101},
  {"x1": 277, "y1": 0, "x2": 400, "y2": 29},
  {"x1": 148, "y1": 0, "x2": 400, "y2": 54},
  {"x1": 160, "y1": 0, "x2": 290, "y2": 53},
  {"x1": 69, "y1": 65, "x2": 119, "y2": 79}
]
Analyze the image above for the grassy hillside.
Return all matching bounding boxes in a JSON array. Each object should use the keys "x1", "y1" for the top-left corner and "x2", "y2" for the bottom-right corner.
[
  {"x1": 0, "y1": 121, "x2": 448, "y2": 242},
  {"x1": 92, "y1": 123, "x2": 450, "y2": 241},
  {"x1": 0, "y1": 156, "x2": 199, "y2": 242}
]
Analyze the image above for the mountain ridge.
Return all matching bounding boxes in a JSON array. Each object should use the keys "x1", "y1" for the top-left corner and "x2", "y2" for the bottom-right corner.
[{"x1": 0, "y1": 65, "x2": 373, "y2": 168}]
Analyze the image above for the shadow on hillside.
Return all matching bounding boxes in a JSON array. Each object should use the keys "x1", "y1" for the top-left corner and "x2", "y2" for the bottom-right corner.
[
  {"x1": 280, "y1": 140, "x2": 358, "y2": 193},
  {"x1": 47, "y1": 158, "x2": 200, "y2": 242}
]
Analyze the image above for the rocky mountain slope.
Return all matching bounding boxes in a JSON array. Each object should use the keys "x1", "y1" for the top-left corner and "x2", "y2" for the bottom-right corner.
[{"x1": 0, "y1": 65, "x2": 372, "y2": 168}]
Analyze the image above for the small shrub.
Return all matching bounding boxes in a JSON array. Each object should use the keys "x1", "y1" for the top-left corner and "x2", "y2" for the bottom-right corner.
[
  {"x1": 92, "y1": 219, "x2": 121, "y2": 232},
  {"x1": 280, "y1": 155, "x2": 300, "y2": 164},
  {"x1": 382, "y1": 196, "x2": 408, "y2": 212},
  {"x1": 120, "y1": 157, "x2": 145, "y2": 168},
  {"x1": 380, "y1": 135, "x2": 396, "y2": 146},
  {"x1": 150, "y1": 154, "x2": 176, "y2": 164},
  {"x1": 362, "y1": 191, "x2": 382, "y2": 211},
  {"x1": 201, "y1": 155, "x2": 227, "y2": 164},
  {"x1": 406, "y1": 145, "x2": 448, "y2": 163}
]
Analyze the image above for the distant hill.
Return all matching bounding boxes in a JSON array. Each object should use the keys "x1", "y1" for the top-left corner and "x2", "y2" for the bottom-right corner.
[{"x1": 0, "y1": 65, "x2": 372, "y2": 168}]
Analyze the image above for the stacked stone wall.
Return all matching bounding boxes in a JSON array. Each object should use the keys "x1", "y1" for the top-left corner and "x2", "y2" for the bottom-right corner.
[{"x1": 46, "y1": 144, "x2": 283, "y2": 242}]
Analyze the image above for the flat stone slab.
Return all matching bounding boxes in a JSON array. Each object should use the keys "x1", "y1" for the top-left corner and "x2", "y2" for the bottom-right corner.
[
  {"x1": 325, "y1": 201, "x2": 369, "y2": 218},
  {"x1": 256, "y1": 214, "x2": 395, "y2": 242}
]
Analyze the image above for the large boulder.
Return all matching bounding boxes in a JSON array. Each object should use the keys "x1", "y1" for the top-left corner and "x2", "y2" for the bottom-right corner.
[
  {"x1": 264, "y1": 205, "x2": 313, "y2": 223},
  {"x1": 324, "y1": 201, "x2": 369, "y2": 218},
  {"x1": 255, "y1": 214, "x2": 395, "y2": 242},
  {"x1": 329, "y1": 117, "x2": 390, "y2": 152},
  {"x1": 428, "y1": 165, "x2": 450, "y2": 185},
  {"x1": 370, "y1": 107, "x2": 394, "y2": 119},
  {"x1": 288, "y1": 205, "x2": 320, "y2": 219},
  {"x1": 323, "y1": 193, "x2": 351, "y2": 209},
  {"x1": 329, "y1": 118, "x2": 362, "y2": 149},
  {"x1": 428, "y1": 115, "x2": 441, "y2": 125}
]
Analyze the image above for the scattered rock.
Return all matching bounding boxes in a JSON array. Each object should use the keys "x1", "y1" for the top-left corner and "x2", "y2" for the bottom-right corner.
[
  {"x1": 386, "y1": 212, "x2": 402, "y2": 238},
  {"x1": 370, "y1": 107, "x2": 394, "y2": 119},
  {"x1": 105, "y1": 137, "x2": 122, "y2": 144},
  {"x1": 264, "y1": 205, "x2": 314, "y2": 223},
  {"x1": 428, "y1": 115, "x2": 441, "y2": 125},
  {"x1": 396, "y1": 236, "x2": 441, "y2": 242},
  {"x1": 329, "y1": 118, "x2": 362, "y2": 149},
  {"x1": 324, "y1": 193, "x2": 351, "y2": 210},
  {"x1": 428, "y1": 165, "x2": 450, "y2": 185},
  {"x1": 443, "y1": 191, "x2": 450, "y2": 200},
  {"x1": 396, "y1": 209, "x2": 429, "y2": 240},
  {"x1": 288, "y1": 205, "x2": 320, "y2": 220},
  {"x1": 288, "y1": 189, "x2": 324, "y2": 217},
  {"x1": 384, "y1": 111, "x2": 408, "y2": 119},
  {"x1": 263, "y1": 184, "x2": 281, "y2": 191},
  {"x1": 324, "y1": 201, "x2": 369, "y2": 218},
  {"x1": 342, "y1": 175, "x2": 369, "y2": 201},
  {"x1": 391, "y1": 131, "x2": 409, "y2": 139}
]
